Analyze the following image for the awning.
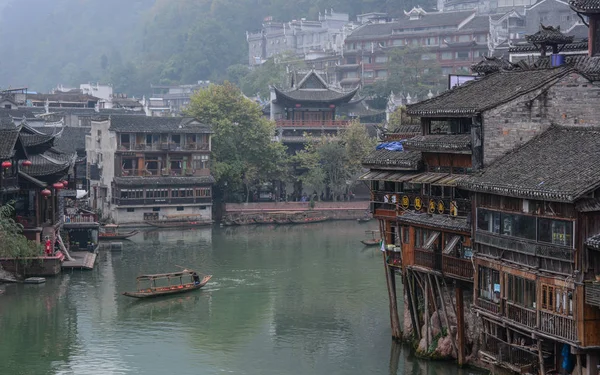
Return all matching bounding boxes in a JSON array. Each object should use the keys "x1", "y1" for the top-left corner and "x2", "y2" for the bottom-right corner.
[
  {"x1": 443, "y1": 235, "x2": 461, "y2": 254},
  {"x1": 76, "y1": 190, "x2": 88, "y2": 199},
  {"x1": 432, "y1": 174, "x2": 468, "y2": 187},
  {"x1": 359, "y1": 171, "x2": 413, "y2": 182},
  {"x1": 18, "y1": 171, "x2": 46, "y2": 188},
  {"x1": 409, "y1": 172, "x2": 448, "y2": 184}
]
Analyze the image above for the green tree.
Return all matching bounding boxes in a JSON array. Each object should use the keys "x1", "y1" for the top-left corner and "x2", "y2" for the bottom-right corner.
[
  {"x1": 240, "y1": 54, "x2": 306, "y2": 98},
  {"x1": 386, "y1": 46, "x2": 445, "y2": 98},
  {"x1": 388, "y1": 106, "x2": 421, "y2": 129},
  {"x1": 0, "y1": 203, "x2": 43, "y2": 258},
  {"x1": 295, "y1": 121, "x2": 375, "y2": 199},
  {"x1": 185, "y1": 82, "x2": 289, "y2": 202}
]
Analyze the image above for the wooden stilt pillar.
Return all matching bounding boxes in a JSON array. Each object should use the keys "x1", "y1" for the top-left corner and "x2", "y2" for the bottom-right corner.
[
  {"x1": 537, "y1": 337, "x2": 546, "y2": 375},
  {"x1": 434, "y1": 275, "x2": 457, "y2": 356},
  {"x1": 456, "y1": 286, "x2": 466, "y2": 366},
  {"x1": 427, "y1": 274, "x2": 443, "y2": 336},
  {"x1": 406, "y1": 270, "x2": 421, "y2": 340},
  {"x1": 424, "y1": 275, "x2": 430, "y2": 349},
  {"x1": 381, "y1": 220, "x2": 402, "y2": 340},
  {"x1": 389, "y1": 340, "x2": 402, "y2": 375}
]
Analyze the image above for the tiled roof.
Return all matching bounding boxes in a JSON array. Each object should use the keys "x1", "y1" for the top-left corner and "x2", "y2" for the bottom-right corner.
[
  {"x1": 570, "y1": 0, "x2": 600, "y2": 13},
  {"x1": 0, "y1": 128, "x2": 20, "y2": 159},
  {"x1": 113, "y1": 176, "x2": 215, "y2": 187},
  {"x1": 403, "y1": 134, "x2": 472, "y2": 153},
  {"x1": 525, "y1": 25, "x2": 574, "y2": 45},
  {"x1": 273, "y1": 86, "x2": 358, "y2": 103},
  {"x1": 406, "y1": 67, "x2": 572, "y2": 116},
  {"x1": 509, "y1": 40, "x2": 588, "y2": 53},
  {"x1": 532, "y1": 55, "x2": 600, "y2": 80},
  {"x1": 107, "y1": 115, "x2": 212, "y2": 134},
  {"x1": 459, "y1": 126, "x2": 600, "y2": 202},
  {"x1": 461, "y1": 15, "x2": 491, "y2": 30},
  {"x1": 53, "y1": 127, "x2": 89, "y2": 154},
  {"x1": 28, "y1": 93, "x2": 100, "y2": 102},
  {"x1": 27, "y1": 152, "x2": 73, "y2": 177},
  {"x1": 346, "y1": 10, "x2": 476, "y2": 41},
  {"x1": 397, "y1": 212, "x2": 470, "y2": 233},
  {"x1": 471, "y1": 57, "x2": 515, "y2": 75},
  {"x1": 361, "y1": 149, "x2": 422, "y2": 170},
  {"x1": 575, "y1": 198, "x2": 600, "y2": 212},
  {"x1": 0, "y1": 108, "x2": 38, "y2": 120},
  {"x1": 19, "y1": 132, "x2": 55, "y2": 147},
  {"x1": 586, "y1": 233, "x2": 600, "y2": 250}
]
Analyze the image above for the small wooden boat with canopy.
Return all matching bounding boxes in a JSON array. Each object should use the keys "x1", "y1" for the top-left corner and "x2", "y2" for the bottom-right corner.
[
  {"x1": 361, "y1": 230, "x2": 381, "y2": 246},
  {"x1": 122, "y1": 269, "x2": 212, "y2": 298}
]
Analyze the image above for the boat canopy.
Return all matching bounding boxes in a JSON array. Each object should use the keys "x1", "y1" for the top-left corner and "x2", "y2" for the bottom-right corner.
[{"x1": 136, "y1": 270, "x2": 196, "y2": 281}]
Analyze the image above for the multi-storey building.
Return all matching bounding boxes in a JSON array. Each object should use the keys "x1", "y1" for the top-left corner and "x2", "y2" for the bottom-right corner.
[
  {"x1": 363, "y1": 16, "x2": 600, "y2": 370},
  {"x1": 340, "y1": 7, "x2": 490, "y2": 88},
  {"x1": 147, "y1": 82, "x2": 211, "y2": 115},
  {"x1": 86, "y1": 115, "x2": 214, "y2": 225},
  {"x1": 246, "y1": 10, "x2": 353, "y2": 66}
]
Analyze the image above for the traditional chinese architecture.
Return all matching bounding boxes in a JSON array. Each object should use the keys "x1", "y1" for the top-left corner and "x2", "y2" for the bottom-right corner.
[
  {"x1": 87, "y1": 115, "x2": 214, "y2": 225},
  {"x1": 364, "y1": 19, "x2": 600, "y2": 369},
  {"x1": 459, "y1": 126, "x2": 600, "y2": 375}
]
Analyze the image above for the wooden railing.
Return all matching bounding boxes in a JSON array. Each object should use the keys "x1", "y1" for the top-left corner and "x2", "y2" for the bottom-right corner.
[
  {"x1": 414, "y1": 248, "x2": 436, "y2": 269},
  {"x1": 275, "y1": 119, "x2": 351, "y2": 128},
  {"x1": 506, "y1": 302, "x2": 537, "y2": 329},
  {"x1": 482, "y1": 335, "x2": 538, "y2": 374},
  {"x1": 387, "y1": 252, "x2": 402, "y2": 268},
  {"x1": 1, "y1": 175, "x2": 18, "y2": 188},
  {"x1": 539, "y1": 311, "x2": 577, "y2": 342},
  {"x1": 477, "y1": 297, "x2": 500, "y2": 314},
  {"x1": 442, "y1": 255, "x2": 473, "y2": 280}
]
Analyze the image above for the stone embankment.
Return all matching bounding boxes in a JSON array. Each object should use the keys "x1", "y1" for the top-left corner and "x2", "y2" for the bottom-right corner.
[{"x1": 224, "y1": 201, "x2": 370, "y2": 220}]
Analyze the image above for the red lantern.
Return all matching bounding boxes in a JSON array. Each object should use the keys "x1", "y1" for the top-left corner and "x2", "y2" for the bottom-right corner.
[
  {"x1": 53, "y1": 182, "x2": 64, "y2": 190},
  {"x1": 61, "y1": 180, "x2": 68, "y2": 187},
  {"x1": 295, "y1": 104, "x2": 301, "y2": 108},
  {"x1": 22, "y1": 160, "x2": 32, "y2": 167},
  {"x1": 329, "y1": 104, "x2": 335, "y2": 109},
  {"x1": 1, "y1": 161, "x2": 11, "y2": 169},
  {"x1": 41, "y1": 189, "x2": 51, "y2": 199}
]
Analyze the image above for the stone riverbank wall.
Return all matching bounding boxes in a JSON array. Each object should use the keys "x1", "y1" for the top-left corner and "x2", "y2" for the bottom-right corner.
[{"x1": 224, "y1": 201, "x2": 370, "y2": 220}]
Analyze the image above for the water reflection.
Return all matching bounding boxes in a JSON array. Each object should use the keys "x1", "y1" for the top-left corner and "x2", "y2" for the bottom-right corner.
[{"x1": 0, "y1": 222, "x2": 489, "y2": 375}]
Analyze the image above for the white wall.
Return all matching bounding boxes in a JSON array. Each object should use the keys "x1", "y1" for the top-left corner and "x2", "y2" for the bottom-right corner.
[
  {"x1": 86, "y1": 119, "x2": 116, "y2": 218},
  {"x1": 114, "y1": 204, "x2": 213, "y2": 225}
]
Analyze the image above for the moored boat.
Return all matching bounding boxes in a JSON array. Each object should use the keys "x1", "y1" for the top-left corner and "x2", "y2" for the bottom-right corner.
[
  {"x1": 360, "y1": 230, "x2": 381, "y2": 247},
  {"x1": 290, "y1": 216, "x2": 328, "y2": 224},
  {"x1": 99, "y1": 230, "x2": 139, "y2": 240},
  {"x1": 145, "y1": 220, "x2": 212, "y2": 228},
  {"x1": 122, "y1": 269, "x2": 212, "y2": 299}
]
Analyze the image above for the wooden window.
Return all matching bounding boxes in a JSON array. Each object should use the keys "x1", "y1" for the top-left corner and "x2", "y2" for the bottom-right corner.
[
  {"x1": 541, "y1": 284, "x2": 573, "y2": 316},
  {"x1": 478, "y1": 266, "x2": 500, "y2": 302},
  {"x1": 403, "y1": 226, "x2": 410, "y2": 244},
  {"x1": 507, "y1": 274, "x2": 536, "y2": 308},
  {"x1": 195, "y1": 188, "x2": 211, "y2": 197}
]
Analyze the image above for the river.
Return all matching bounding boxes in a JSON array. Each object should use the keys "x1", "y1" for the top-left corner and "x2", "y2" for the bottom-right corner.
[{"x1": 0, "y1": 221, "x2": 485, "y2": 375}]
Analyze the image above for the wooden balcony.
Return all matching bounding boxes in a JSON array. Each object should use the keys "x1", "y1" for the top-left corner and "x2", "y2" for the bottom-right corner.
[
  {"x1": 539, "y1": 311, "x2": 577, "y2": 342},
  {"x1": 1, "y1": 175, "x2": 18, "y2": 189},
  {"x1": 374, "y1": 208, "x2": 396, "y2": 219},
  {"x1": 585, "y1": 282, "x2": 600, "y2": 308},
  {"x1": 275, "y1": 119, "x2": 350, "y2": 128},
  {"x1": 64, "y1": 213, "x2": 98, "y2": 223},
  {"x1": 414, "y1": 248, "x2": 436, "y2": 270},
  {"x1": 476, "y1": 297, "x2": 500, "y2": 314},
  {"x1": 481, "y1": 335, "x2": 538, "y2": 374},
  {"x1": 387, "y1": 251, "x2": 402, "y2": 268},
  {"x1": 506, "y1": 302, "x2": 537, "y2": 329},
  {"x1": 442, "y1": 255, "x2": 474, "y2": 280}
]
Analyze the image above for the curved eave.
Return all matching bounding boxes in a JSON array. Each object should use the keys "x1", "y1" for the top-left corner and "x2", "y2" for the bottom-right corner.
[
  {"x1": 273, "y1": 86, "x2": 359, "y2": 104},
  {"x1": 570, "y1": 4, "x2": 600, "y2": 13}
]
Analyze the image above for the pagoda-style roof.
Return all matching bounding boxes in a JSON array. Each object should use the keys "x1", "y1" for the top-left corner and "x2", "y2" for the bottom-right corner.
[
  {"x1": 19, "y1": 132, "x2": 55, "y2": 147},
  {"x1": 525, "y1": 24, "x2": 574, "y2": 45},
  {"x1": 570, "y1": 0, "x2": 600, "y2": 13},
  {"x1": 0, "y1": 128, "x2": 20, "y2": 159},
  {"x1": 531, "y1": 55, "x2": 600, "y2": 81},
  {"x1": 406, "y1": 67, "x2": 574, "y2": 117},
  {"x1": 471, "y1": 57, "x2": 515, "y2": 75},
  {"x1": 113, "y1": 175, "x2": 216, "y2": 187},
  {"x1": 459, "y1": 126, "x2": 600, "y2": 203},
  {"x1": 361, "y1": 149, "x2": 422, "y2": 170},
  {"x1": 27, "y1": 152, "x2": 73, "y2": 177},
  {"x1": 403, "y1": 134, "x2": 472, "y2": 153},
  {"x1": 273, "y1": 70, "x2": 358, "y2": 104}
]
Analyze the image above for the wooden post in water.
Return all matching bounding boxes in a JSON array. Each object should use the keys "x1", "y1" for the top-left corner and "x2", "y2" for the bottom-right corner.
[
  {"x1": 380, "y1": 220, "x2": 402, "y2": 340},
  {"x1": 455, "y1": 286, "x2": 466, "y2": 366},
  {"x1": 404, "y1": 271, "x2": 419, "y2": 340}
]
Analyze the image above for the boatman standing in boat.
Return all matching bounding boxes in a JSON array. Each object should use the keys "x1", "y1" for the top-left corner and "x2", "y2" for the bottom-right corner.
[{"x1": 192, "y1": 272, "x2": 201, "y2": 285}]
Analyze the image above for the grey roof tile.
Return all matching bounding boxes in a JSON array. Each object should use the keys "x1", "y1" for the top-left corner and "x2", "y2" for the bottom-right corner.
[
  {"x1": 106, "y1": 115, "x2": 212, "y2": 134},
  {"x1": 0, "y1": 128, "x2": 20, "y2": 159},
  {"x1": 362, "y1": 149, "x2": 422, "y2": 170},
  {"x1": 397, "y1": 212, "x2": 470, "y2": 232},
  {"x1": 525, "y1": 25, "x2": 574, "y2": 44},
  {"x1": 570, "y1": 0, "x2": 600, "y2": 13},
  {"x1": 53, "y1": 127, "x2": 89, "y2": 154},
  {"x1": 406, "y1": 67, "x2": 573, "y2": 116},
  {"x1": 459, "y1": 126, "x2": 600, "y2": 202}
]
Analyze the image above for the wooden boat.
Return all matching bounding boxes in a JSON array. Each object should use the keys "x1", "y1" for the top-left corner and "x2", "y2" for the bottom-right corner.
[
  {"x1": 99, "y1": 230, "x2": 138, "y2": 240},
  {"x1": 122, "y1": 269, "x2": 212, "y2": 299},
  {"x1": 361, "y1": 230, "x2": 381, "y2": 247},
  {"x1": 357, "y1": 217, "x2": 372, "y2": 223},
  {"x1": 290, "y1": 216, "x2": 328, "y2": 224}
]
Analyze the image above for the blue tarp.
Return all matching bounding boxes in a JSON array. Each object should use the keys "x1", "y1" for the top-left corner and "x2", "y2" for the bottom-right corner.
[{"x1": 376, "y1": 141, "x2": 404, "y2": 151}]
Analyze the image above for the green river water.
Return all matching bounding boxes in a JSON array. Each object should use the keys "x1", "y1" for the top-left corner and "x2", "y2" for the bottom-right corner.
[{"x1": 0, "y1": 221, "x2": 486, "y2": 375}]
